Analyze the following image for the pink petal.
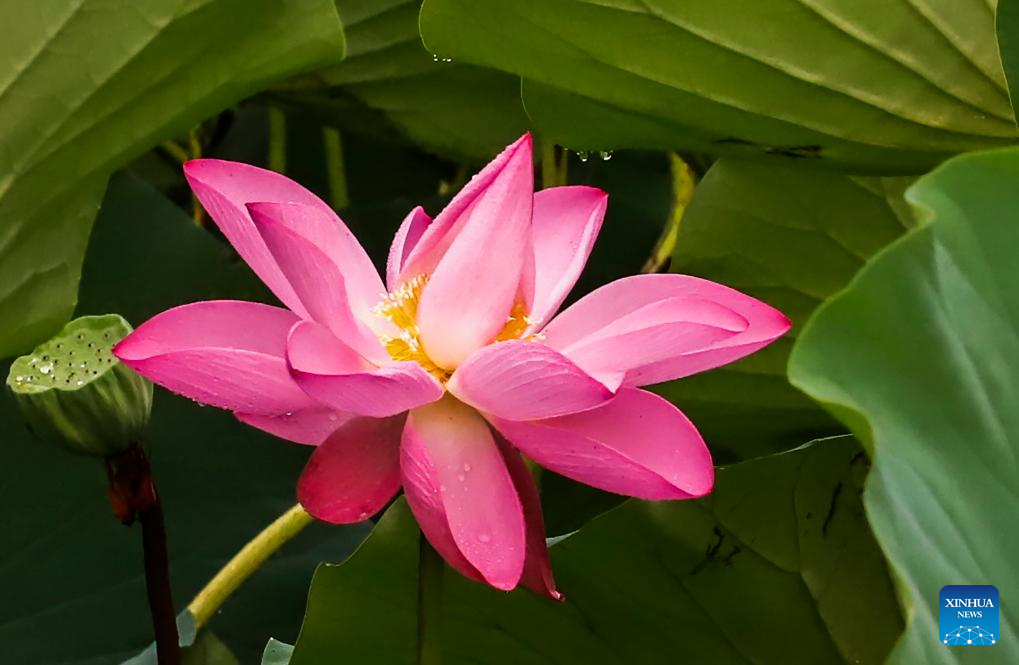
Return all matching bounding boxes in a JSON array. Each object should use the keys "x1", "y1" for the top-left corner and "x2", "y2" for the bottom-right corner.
[
  {"x1": 247, "y1": 200, "x2": 383, "y2": 322},
  {"x1": 490, "y1": 388, "x2": 714, "y2": 501},
  {"x1": 298, "y1": 414, "x2": 405, "y2": 523},
  {"x1": 541, "y1": 274, "x2": 791, "y2": 387},
  {"x1": 248, "y1": 202, "x2": 388, "y2": 363},
  {"x1": 400, "y1": 397, "x2": 526, "y2": 590},
  {"x1": 522, "y1": 186, "x2": 608, "y2": 329},
  {"x1": 114, "y1": 301, "x2": 314, "y2": 415},
  {"x1": 235, "y1": 408, "x2": 351, "y2": 446},
  {"x1": 386, "y1": 206, "x2": 432, "y2": 291},
  {"x1": 400, "y1": 134, "x2": 532, "y2": 280},
  {"x1": 414, "y1": 135, "x2": 535, "y2": 369},
  {"x1": 494, "y1": 434, "x2": 561, "y2": 600},
  {"x1": 184, "y1": 160, "x2": 337, "y2": 319},
  {"x1": 447, "y1": 340, "x2": 614, "y2": 420},
  {"x1": 287, "y1": 320, "x2": 444, "y2": 418}
]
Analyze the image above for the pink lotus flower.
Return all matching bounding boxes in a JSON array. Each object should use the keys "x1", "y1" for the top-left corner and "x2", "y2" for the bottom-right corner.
[{"x1": 115, "y1": 134, "x2": 790, "y2": 597}]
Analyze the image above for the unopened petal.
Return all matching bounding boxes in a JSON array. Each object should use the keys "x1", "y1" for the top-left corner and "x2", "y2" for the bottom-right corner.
[
  {"x1": 415, "y1": 135, "x2": 535, "y2": 369},
  {"x1": 523, "y1": 186, "x2": 608, "y2": 330},
  {"x1": 387, "y1": 206, "x2": 432, "y2": 291}
]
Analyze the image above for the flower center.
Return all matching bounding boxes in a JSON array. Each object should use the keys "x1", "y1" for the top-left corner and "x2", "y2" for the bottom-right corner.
[{"x1": 373, "y1": 274, "x2": 537, "y2": 382}]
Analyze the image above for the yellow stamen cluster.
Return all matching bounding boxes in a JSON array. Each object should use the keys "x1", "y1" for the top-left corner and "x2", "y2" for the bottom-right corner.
[
  {"x1": 494, "y1": 301, "x2": 537, "y2": 342},
  {"x1": 373, "y1": 275, "x2": 542, "y2": 382},
  {"x1": 373, "y1": 275, "x2": 450, "y2": 382}
]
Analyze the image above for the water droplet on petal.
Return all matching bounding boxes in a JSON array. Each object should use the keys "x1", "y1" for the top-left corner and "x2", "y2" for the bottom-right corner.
[
  {"x1": 358, "y1": 511, "x2": 369, "y2": 520},
  {"x1": 457, "y1": 473, "x2": 465, "y2": 482},
  {"x1": 463, "y1": 463, "x2": 471, "y2": 472},
  {"x1": 478, "y1": 533, "x2": 491, "y2": 543},
  {"x1": 439, "y1": 484, "x2": 447, "y2": 493},
  {"x1": 328, "y1": 413, "x2": 338, "y2": 422}
]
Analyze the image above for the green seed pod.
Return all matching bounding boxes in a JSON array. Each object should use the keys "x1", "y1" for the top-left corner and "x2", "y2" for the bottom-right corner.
[{"x1": 6, "y1": 314, "x2": 153, "y2": 457}]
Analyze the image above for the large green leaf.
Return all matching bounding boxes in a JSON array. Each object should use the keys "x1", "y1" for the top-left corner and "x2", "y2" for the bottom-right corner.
[
  {"x1": 789, "y1": 147, "x2": 1019, "y2": 663},
  {"x1": 290, "y1": 437, "x2": 900, "y2": 665},
  {"x1": 654, "y1": 159, "x2": 910, "y2": 461},
  {"x1": 0, "y1": 0, "x2": 346, "y2": 359},
  {"x1": 997, "y1": 0, "x2": 1019, "y2": 115},
  {"x1": 273, "y1": 0, "x2": 529, "y2": 160},
  {"x1": 420, "y1": 0, "x2": 1015, "y2": 171},
  {"x1": 0, "y1": 173, "x2": 369, "y2": 665}
]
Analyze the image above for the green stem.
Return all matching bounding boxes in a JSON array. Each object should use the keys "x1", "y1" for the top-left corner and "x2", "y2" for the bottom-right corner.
[
  {"x1": 416, "y1": 533, "x2": 444, "y2": 665},
  {"x1": 187, "y1": 503, "x2": 313, "y2": 630},
  {"x1": 160, "y1": 141, "x2": 190, "y2": 164},
  {"x1": 323, "y1": 127, "x2": 350, "y2": 209},
  {"x1": 268, "y1": 107, "x2": 287, "y2": 174},
  {"x1": 105, "y1": 445, "x2": 181, "y2": 665},
  {"x1": 540, "y1": 139, "x2": 558, "y2": 189},
  {"x1": 641, "y1": 153, "x2": 696, "y2": 273}
]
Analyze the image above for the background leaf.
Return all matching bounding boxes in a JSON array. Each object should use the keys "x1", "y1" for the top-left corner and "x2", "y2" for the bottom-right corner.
[
  {"x1": 656, "y1": 159, "x2": 910, "y2": 461},
  {"x1": 272, "y1": 0, "x2": 529, "y2": 161},
  {"x1": 289, "y1": 437, "x2": 900, "y2": 665},
  {"x1": 420, "y1": 0, "x2": 1015, "y2": 171},
  {"x1": 0, "y1": 0, "x2": 346, "y2": 359},
  {"x1": 0, "y1": 173, "x2": 369, "y2": 665},
  {"x1": 790, "y1": 147, "x2": 1019, "y2": 663}
]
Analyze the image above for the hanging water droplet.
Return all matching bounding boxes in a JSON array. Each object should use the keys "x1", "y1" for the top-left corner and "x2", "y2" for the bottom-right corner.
[
  {"x1": 432, "y1": 53, "x2": 439, "y2": 62},
  {"x1": 577, "y1": 150, "x2": 590, "y2": 162},
  {"x1": 442, "y1": 57, "x2": 453, "y2": 63},
  {"x1": 358, "y1": 511, "x2": 369, "y2": 520},
  {"x1": 478, "y1": 533, "x2": 491, "y2": 543},
  {"x1": 599, "y1": 150, "x2": 614, "y2": 161}
]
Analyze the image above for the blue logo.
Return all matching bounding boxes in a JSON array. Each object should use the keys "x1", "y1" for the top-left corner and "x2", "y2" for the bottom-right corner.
[{"x1": 940, "y1": 585, "x2": 999, "y2": 645}]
